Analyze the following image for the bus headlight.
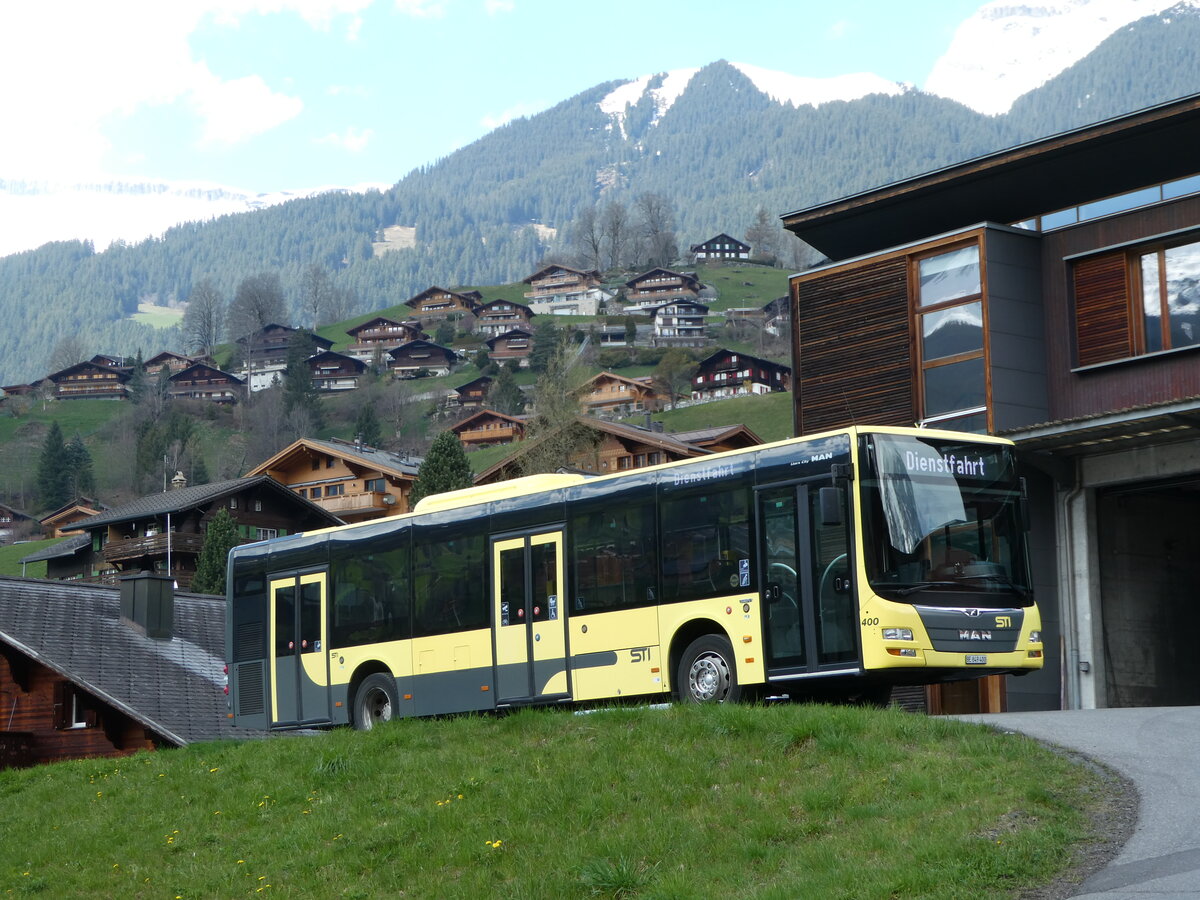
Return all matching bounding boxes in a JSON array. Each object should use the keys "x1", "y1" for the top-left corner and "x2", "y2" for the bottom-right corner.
[
  {"x1": 1029, "y1": 631, "x2": 1042, "y2": 643},
  {"x1": 882, "y1": 627, "x2": 913, "y2": 641}
]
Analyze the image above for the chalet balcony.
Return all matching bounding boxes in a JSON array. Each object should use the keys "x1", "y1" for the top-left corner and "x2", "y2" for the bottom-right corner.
[
  {"x1": 312, "y1": 490, "x2": 390, "y2": 515},
  {"x1": 102, "y1": 532, "x2": 205, "y2": 563},
  {"x1": 459, "y1": 425, "x2": 520, "y2": 445}
]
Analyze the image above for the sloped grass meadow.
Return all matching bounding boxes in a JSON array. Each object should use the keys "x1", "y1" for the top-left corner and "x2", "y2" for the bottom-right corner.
[{"x1": 0, "y1": 703, "x2": 1112, "y2": 899}]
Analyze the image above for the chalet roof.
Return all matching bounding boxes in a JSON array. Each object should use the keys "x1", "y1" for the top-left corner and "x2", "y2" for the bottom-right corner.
[
  {"x1": 697, "y1": 348, "x2": 791, "y2": 375},
  {"x1": 455, "y1": 375, "x2": 493, "y2": 394},
  {"x1": 450, "y1": 409, "x2": 528, "y2": 433},
  {"x1": 626, "y1": 268, "x2": 700, "y2": 288},
  {"x1": 388, "y1": 339, "x2": 456, "y2": 360},
  {"x1": 651, "y1": 300, "x2": 708, "y2": 316},
  {"x1": 478, "y1": 299, "x2": 534, "y2": 315},
  {"x1": 144, "y1": 351, "x2": 195, "y2": 366},
  {"x1": 246, "y1": 437, "x2": 422, "y2": 480},
  {"x1": 584, "y1": 371, "x2": 659, "y2": 393},
  {"x1": 689, "y1": 233, "x2": 750, "y2": 252},
  {"x1": 72, "y1": 476, "x2": 341, "y2": 530},
  {"x1": 0, "y1": 576, "x2": 258, "y2": 745},
  {"x1": 90, "y1": 354, "x2": 126, "y2": 367},
  {"x1": 169, "y1": 362, "x2": 244, "y2": 383},
  {"x1": 782, "y1": 92, "x2": 1200, "y2": 261},
  {"x1": 47, "y1": 360, "x2": 132, "y2": 383},
  {"x1": 344, "y1": 315, "x2": 408, "y2": 335},
  {"x1": 235, "y1": 324, "x2": 334, "y2": 350},
  {"x1": 306, "y1": 349, "x2": 367, "y2": 372},
  {"x1": 485, "y1": 328, "x2": 534, "y2": 349},
  {"x1": 474, "y1": 417, "x2": 710, "y2": 483},
  {"x1": 670, "y1": 424, "x2": 765, "y2": 449},
  {"x1": 0, "y1": 501, "x2": 32, "y2": 520},
  {"x1": 18, "y1": 533, "x2": 90, "y2": 563},
  {"x1": 522, "y1": 264, "x2": 599, "y2": 284},
  {"x1": 404, "y1": 286, "x2": 479, "y2": 310},
  {"x1": 39, "y1": 499, "x2": 105, "y2": 528}
]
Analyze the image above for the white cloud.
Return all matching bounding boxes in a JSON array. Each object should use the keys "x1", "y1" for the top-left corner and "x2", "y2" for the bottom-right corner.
[
  {"x1": 480, "y1": 102, "x2": 545, "y2": 130},
  {"x1": 314, "y1": 126, "x2": 375, "y2": 152},
  {"x1": 394, "y1": 0, "x2": 447, "y2": 17},
  {"x1": 485, "y1": 0, "x2": 515, "y2": 14},
  {"x1": 826, "y1": 19, "x2": 852, "y2": 39},
  {"x1": 0, "y1": 1, "x2": 367, "y2": 179},
  {"x1": 191, "y1": 67, "x2": 305, "y2": 145}
]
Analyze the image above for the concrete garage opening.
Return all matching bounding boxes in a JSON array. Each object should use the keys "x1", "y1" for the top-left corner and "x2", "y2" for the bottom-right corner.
[{"x1": 1098, "y1": 478, "x2": 1200, "y2": 707}]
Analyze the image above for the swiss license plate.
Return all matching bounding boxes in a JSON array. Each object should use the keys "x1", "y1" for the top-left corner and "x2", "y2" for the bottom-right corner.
[{"x1": 966, "y1": 654, "x2": 988, "y2": 665}]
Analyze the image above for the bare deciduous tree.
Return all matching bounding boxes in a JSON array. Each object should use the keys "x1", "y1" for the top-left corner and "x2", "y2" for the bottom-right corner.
[
  {"x1": 570, "y1": 204, "x2": 605, "y2": 271},
  {"x1": 600, "y1": 201, "x2": 631, "y2": 271},
  {"x1": 182, "y1": 278, "x2": 225, "y2": 357},
  {"x1": 46, "y1": 335, "x2": 88, "y2": 374},
  {"x1": 634, "y1": 192, "x2": 678, "y2": 268}
]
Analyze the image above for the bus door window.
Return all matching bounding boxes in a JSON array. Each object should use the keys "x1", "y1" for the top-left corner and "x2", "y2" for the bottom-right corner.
[
  {"x1": 759, "y1": 489, "x2": 805, "y2": 667},
  {"x1": 493, "y1": 531, "x2": 568, "y2": 703},
  {"x1": 269, "y1": 572, "x2": 330, "y2": 727},
  {"x1": 808, "y1": 486, "x2": 855, "y2": 665}
]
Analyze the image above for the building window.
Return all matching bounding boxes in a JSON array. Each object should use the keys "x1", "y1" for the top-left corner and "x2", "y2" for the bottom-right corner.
[
  {"x1": 913, "y1": 244, "x2": 986, "y2": 430},
  {"x1": 1140, "y1": 241, "x2": 1200, "y2": 353},
  {"x1": 257, "y1": 527, "x2": 278, "y2": 540},
  {"x1": 326, "y1": 484, "x2": 345, "y2": 497},
  {"x1": 254, "y1": 500, "x2": 262, "y2": 512},
  {"x1": 229, "y1": 498, "x2": 238, "y2": 509}
]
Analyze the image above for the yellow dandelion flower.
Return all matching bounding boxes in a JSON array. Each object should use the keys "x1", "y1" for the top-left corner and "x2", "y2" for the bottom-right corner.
[
  {"x1": 238, "y1": 860, "x2": 245, "y2": 865},
  {"x1": 457, "y1": 794, "x2": 464, "y2": 800},
  {"x1": 209, "y1": 767, "x2": 219, "y2": 773}
]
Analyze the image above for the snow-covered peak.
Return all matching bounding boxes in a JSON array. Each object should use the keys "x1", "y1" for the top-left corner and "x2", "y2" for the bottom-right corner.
[
  {"x1": 730, "y1": 62, "x2": 905, "y2": 108},
  {"x1": 599, "y1": 68, "x2": 700, "y2": 139},
  {"x1": 926, "y1": 0, "x2": 1198, "y2": 116}
]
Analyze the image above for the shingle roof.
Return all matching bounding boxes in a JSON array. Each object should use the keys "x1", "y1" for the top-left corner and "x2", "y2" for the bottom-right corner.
[
  {"x1": 18, "y1": 533, "x2": 90, "y2": 563},
  {"x1": 288, "y1": 438, "x2": 422, "y2": 477},
  {"x1": 0, "y1": 577, "x2": 260, "y2": 745}
]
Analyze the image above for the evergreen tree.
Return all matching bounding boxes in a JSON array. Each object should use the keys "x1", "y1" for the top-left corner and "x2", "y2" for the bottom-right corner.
[
  {"x1": 191, "y1": 507, "x2": 238, "y2": 595},
  {"x1": 283, "y1": 329, "x2": 322, "y2": 428},
  {"x1": 652, "y1": 349, "x2": 699, "y2": 409},
  {"x1": 64, "y1": 434, "x2": 95, "y2": 500},
  {"x1": 354, "y1": 402, "x2": 383, "y2": 448},
  {"x1": 191, "y1": 453, "x2": 210, "y2": 486},
  {"x1": 36, "y1": 421, "x2": 70, "y2": 511},
  {"x1": 528, "y1": 321, "x2": 562, "y2": 374},
  {"x1": 127, "y1": 349, "x2": 147, "y2": 405},
  {"x1": 409, "y1": 431, "x2": 474, "y2": 505},
  {"x1": 487, "y1": 365, "x2": 525, "y2": 415}
]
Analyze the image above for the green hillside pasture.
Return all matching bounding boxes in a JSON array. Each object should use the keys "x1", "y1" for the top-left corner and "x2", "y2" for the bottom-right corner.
[
  {"x1": 697, "y1": 264, "x2": 791, "y2": 312},
  {"x1": 0, "y1": 704, "x2": 1115, "y2": 898},
  {"x1": 130, "y1": 303, "x2": 185, "y2": 328},
  {"x1": 0, "y1": 538, "x2": 59, "y2": 578},
  {"x1": 639, "y1": 392, "x2": 795, "y2": 443}
]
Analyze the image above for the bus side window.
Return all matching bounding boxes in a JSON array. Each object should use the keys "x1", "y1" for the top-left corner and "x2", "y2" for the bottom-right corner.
[
  {"x1": 412, "y1": 530, "x2": 487, "y2": 635},
  {"x1": 571, "y1": 499, "x2": 657, "y2": 612},
  {"x1": 660, "y1": 486, "x2": 752, "y2": 603}
]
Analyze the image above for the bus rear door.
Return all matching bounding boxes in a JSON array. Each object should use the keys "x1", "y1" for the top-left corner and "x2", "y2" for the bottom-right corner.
[
  {"x1": 757, "y1": 481, "x2": 858, "y2": 676},
  {"x1": 268, "y1": 570, "x2": 332, "y2": 727},
  {"x1": 492, "y1": 530, "x2": 569, "y2": 704}
]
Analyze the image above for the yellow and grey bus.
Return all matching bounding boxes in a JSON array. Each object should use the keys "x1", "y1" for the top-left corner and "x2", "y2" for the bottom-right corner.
[{"x1": 226, "y1": 425, "x2": 1043, "y2": 730}]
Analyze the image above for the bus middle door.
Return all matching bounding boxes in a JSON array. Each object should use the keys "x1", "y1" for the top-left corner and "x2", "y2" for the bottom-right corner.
[
  {"x1": 492, "y1": 530, "x2": 569, "y2": 704},
  {"x1": 269, "y1": 571, "x2": 332, "y2": 727}
]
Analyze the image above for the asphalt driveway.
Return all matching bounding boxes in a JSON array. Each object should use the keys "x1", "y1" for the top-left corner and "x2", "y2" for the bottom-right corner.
[{"x1": 960, "y1": 707, "x2": 1200, "y2": 899}]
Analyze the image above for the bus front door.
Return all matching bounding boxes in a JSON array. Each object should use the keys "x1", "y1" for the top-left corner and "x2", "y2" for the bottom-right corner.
[
  {"x1": 492, "y1": 531, "x2": 569, "y2": 704},
  {"x1": 269, "y1": 571, "x2": 332, "y2": 727},
  {"x1": 758, "y1": 482, "x2": 857, "y2": 674}
]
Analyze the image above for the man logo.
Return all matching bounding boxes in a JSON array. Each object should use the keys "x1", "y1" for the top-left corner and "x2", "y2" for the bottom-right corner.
[{"x1": 963, "y1": 608, "x2": 981, "y2": 618}]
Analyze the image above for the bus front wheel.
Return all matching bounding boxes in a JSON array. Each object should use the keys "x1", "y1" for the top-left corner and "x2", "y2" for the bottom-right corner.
[
  {"x1": 352, "y1": 673, "x2": 398, "y2": 731},
  {"x1": 678, "y1": 635, "x2": 741, "y2": 704}
]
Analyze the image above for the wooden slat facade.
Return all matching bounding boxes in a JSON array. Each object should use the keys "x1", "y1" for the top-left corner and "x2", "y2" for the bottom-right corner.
[
  {"x1": 793, "y1": 258, "x2": 914, "y2": 433},
  {"x1": 1073, "y1": 252, "x2": 1133, "y2": 367}
]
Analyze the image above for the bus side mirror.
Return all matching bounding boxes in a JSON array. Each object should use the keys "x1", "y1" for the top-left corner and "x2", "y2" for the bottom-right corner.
[{"x1": 819, "y1": 486, "x2": 843, "y2": 527}]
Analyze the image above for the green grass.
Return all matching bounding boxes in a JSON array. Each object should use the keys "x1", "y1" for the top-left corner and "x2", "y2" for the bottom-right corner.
[
  {"x1": 638, "y1": 392, "x2": 796, "y2": 443},
  {"x1": 0, "y1": 538, "x2": 58, "y2": 578},
  {"x1": 0, "y1": 704, "x2": 1111, "y2": 898},
  {"x1": 697, "y1": 264, "x2": 791, "y2": 312},
  {"x1": 129, "y1": 304, "x2": 185, "y2": 328}
]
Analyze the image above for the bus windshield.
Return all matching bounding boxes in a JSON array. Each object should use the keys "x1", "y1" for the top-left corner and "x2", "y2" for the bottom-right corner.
[{"x1": 860, "y1": 434, "x2": 1032, "y2": 607}]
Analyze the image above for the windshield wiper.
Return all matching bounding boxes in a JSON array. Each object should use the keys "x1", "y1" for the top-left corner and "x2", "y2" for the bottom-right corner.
[
  {"x1": 887, "y1": 581, "x2": 961, "y2": 597},
  {"x1": 955, "y1": 573, "x2": 1031, "y2": 598}
]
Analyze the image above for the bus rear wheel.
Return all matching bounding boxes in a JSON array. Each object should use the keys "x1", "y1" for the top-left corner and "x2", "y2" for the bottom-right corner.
[
  {"x1": 678, "y1": 635, "x2": 741, "y2": 703},
  {"x1": 352, "y1": 673, "x2": 398, "y2": 731}
]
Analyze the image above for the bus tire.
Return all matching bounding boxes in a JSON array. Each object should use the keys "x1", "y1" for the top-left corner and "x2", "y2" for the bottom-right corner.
[
  {"x1": 678, "y1": 635, "x2": 741, "y2": 704},
  {"x1": 352, "y1": 673, "x2": 398, "y2": 731}
]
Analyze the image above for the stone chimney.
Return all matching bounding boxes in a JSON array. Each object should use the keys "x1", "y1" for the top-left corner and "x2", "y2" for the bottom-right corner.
[{"x1": 171, "y1": 470, "x2": 187, "y2": 490}]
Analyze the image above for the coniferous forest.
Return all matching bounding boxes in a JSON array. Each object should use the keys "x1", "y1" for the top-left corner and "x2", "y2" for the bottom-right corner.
[{"x1": 1, "y1": 8, "x2": 1199, "y2": 385}]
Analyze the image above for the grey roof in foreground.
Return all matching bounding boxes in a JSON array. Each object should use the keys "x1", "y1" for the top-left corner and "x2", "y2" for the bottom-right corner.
[
  {"x1": 18, "y1": 533, "x2": 90, "y2": 564},
  {"x1": 0, "y1": 576, "x2": 261, "y2": 745}
]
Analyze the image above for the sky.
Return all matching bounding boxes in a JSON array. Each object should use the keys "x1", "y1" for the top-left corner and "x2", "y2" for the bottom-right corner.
[{"x1": 0, "y1": 0, "x2": 987, "y2": 194}]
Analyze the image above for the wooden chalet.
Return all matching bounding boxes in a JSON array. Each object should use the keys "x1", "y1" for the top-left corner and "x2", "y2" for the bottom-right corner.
[
  {"x1": 89, "y1": 353, "x2": 127, "y2": 369},
  {"x1": 454, "y1": 375, "x2": 493, "y2": 407},
  {"x1": 624, "y1": 268, "x2": 703, "y2": 310},
  {"x1": 522, "y1": 265, "x2": 609, "y2": 316},
  {"x1": 19, "y1": 534, "x2": 94, "y2": 581},
  {"x1": 450, "y1": 409, "x2": 527, "y2": 448},
  {"x1": 71, "y1": 476, "x2": 339, "y2": 588},
  {"x1": 237, "y1": 324, "x2": 334, "y2": 392},
  {"x1": 690, "y1": 233, "x2": 750, "y2": 261},
  {"x1": 0, "y1": 576, "x2": 254, "y2": 769},
  {"x1": 762, "y1": 295, "x2": 791, "y2": 337},
  {"x1": 245, "y1": 437, "x2": 422, "y2": 522},
  {"x1": 486, "y1": 328, "x2": 533, "y2": 364},
  {"x1": 344, "y1": 316, "x2": 425, "y2": 362},
  {"x1": 580, "y1": 371, "x2": 664, "y2": 416},
  {"x1": 143, "y1": 351, "x2": 197, "y2": 376},
  {"x1": 475, "y1": 299, "x2": 534, "y2": 337},
  {"x1": 404, "y1": 286, "x2": 481, "y2": 319},
  {"x1": 669, "y1": 424, "x2": 763, "y2": 454},
  {"x1": 47, "y1": 361, "x2": 130, "y2": 400},
  {"x1": 168, "y1": 363, "x2": 244, "y2": 404},
  {"x1": 389, "y1": 340, "x2": 457, "y2": 377},
  {"x1": 691, "y1": 349, "x2": 791, "y2": 401},
  {"x1": 307, "y1": 350, "x2": 367, "y2": 391},
  {"x1": 39, "y1": 498, "x2": 104, "y2": 538},
  {"x1": 474, "y1": 418, "x2": 712, "y2": 485},
  {"x1": 651, "y1": 300, "x2": 709, "y2": 347},
  {"x1": 1, "y1": 383, "x2": 37, "y2": 398},
  {"x1": 597, "y1": 324, "x2": 630, "y2": 347},
  {"x1": 0, "y1": 503, "x2": 32, "y2": 543}
]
